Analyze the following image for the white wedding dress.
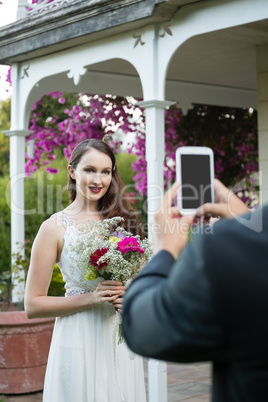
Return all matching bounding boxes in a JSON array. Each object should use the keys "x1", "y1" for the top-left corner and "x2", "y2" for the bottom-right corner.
[{"x1": 43, "y1": 211, "x2": 147, "y2": 402}]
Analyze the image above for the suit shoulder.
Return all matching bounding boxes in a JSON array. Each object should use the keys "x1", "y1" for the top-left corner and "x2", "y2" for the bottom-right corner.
[{"x1": 213, "y1": 205, "x2": 268, "y2": 238}]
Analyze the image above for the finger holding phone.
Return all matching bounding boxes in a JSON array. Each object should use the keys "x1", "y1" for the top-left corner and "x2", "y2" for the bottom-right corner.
[
  {"x1": 152, "y1": 182, "x2": 194, "y2": 259},
  {"x1": 196, "y1": 178, "x2": 249, "y2": 219}
]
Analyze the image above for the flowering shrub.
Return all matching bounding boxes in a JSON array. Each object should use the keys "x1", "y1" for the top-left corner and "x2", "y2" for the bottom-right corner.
[
  {"x1": 131, "y1": 104, "x2": 258, "y2": 205},
  {"x1": 25, "y1": 92, "x2": 140, "y2": 175}
]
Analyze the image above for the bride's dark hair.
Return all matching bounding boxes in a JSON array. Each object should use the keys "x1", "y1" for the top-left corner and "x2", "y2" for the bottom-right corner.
[{"x1": 68, "y1": 139, "x2": 144, "y2": 237}]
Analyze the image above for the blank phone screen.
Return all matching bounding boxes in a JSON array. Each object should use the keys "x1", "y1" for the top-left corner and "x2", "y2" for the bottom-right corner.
[{"x1": 181, "y1": 154, "x2": 212, "y2": 209}]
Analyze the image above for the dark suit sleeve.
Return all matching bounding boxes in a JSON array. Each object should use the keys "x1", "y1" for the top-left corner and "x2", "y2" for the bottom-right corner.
[{"x1": 122, "y1": 232, "x2": 224, "y2": 362}]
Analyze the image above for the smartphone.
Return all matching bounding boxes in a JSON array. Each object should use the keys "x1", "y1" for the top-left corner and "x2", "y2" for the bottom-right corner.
[{"x1": 176, "y1": 146, "x2": 215, "y2": 215}]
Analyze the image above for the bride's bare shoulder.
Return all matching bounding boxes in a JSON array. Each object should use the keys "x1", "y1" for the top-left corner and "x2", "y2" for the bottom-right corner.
[
  {"x1": 38, "y1": 213, "x2": 65, "y2": 236},
  {"x1": 32, "y1": 214, "x2": 65, "y2": 262}
]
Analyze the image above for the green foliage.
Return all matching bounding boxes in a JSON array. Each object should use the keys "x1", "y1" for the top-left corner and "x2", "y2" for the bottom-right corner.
[
  {"x1": 48, "y1": 265, "x2": 65, "y2": 296},
  {"x1": 116, "y1": 152, "x2": 137, "y2": 186},
  {"x1": 0, "y1": 175, "x2": 11, "y2": 277},
  {"x1": 0, "y1": 134, "x2": 9, "y2": 177},
  {"x1": 0, "y1": 98, "x2": 11, "y2": 131},
  {"x1": 24, "y1": 159, "x2": 69, "y2": 241},
  {"x1": 0, "y1": 159, "x2": 69, "y2": 298},
  {"x1": 116, "y1": 152, "x2": 148, "y2": 234},
  {"x1": 10, "y1": 240, "x2": 33, "y2": 301},
  {"x1": 0, "y1": 237, "x2": 65, "y2": 303},
  {"x1": 0, "y1": 98, "x2": 11, "y2": 176},
  {"x1": 0, "y1": 97, "x2": 70, "y2": 294},
  {"x1": 0, "y1": 269, "x2": 11, "y2": 309}
]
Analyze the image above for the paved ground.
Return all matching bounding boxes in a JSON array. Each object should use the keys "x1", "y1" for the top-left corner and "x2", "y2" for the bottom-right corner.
[{"x1": 1, "y1": 361, "x2": 211, "y2": 402}]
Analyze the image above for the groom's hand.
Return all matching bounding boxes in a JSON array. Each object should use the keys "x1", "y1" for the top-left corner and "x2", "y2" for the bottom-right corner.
[
  {"x1": 195, "y1": 179, "x2": 249, "y2": 219},
  {"x1": 151, "y1": 182, "x2": 194, "y2": 260}
]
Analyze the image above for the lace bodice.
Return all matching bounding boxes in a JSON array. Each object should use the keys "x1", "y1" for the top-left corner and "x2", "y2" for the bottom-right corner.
[{"x1": 54, "y1": 211, "x2": 103, "y2": 296}]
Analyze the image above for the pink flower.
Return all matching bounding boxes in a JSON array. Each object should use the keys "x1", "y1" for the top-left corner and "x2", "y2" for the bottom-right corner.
[
  {"x1": 117, "y1": 237, "x2": 144, "y2": 254},
  {"x1": 45, "y1": 167, "x2": 59, "y2": 174}
]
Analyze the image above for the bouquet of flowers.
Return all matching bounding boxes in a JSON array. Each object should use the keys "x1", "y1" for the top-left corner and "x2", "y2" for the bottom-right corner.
[{"x1": 70, "y1": 216, "x2": 152, "y2": 343}]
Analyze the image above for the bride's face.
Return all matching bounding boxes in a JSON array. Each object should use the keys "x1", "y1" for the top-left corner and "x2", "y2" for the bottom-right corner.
[{"x1": 69, "y1": 148, "x2": 113, "y2": 203}]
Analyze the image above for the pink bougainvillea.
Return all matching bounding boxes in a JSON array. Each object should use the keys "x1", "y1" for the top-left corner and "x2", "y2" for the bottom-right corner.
[
  {"x1": 129, "y1": 104, "x2": 258, "y2": 204},
  {"x1": 24, "y1": 93, "x2": 142, "y2": 176},
  {"x1": 23, "y1": 92, "x2": 259, "y2": 206}
]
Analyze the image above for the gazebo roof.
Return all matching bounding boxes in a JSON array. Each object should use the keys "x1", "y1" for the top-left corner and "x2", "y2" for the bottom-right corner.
[
  {"x1": 1, "y1": 0, "x2": 268, "y2": 111},
  {"x1": 0, "y1": 0, "x2": 201, "y2": 64},
  {"x1": 1, "y1": 0, "x2": 268, "y2": 107}
]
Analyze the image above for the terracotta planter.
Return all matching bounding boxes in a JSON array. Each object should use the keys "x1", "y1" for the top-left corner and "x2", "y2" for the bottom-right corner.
[{"x1": 0, "y1": 311, "x2": 55, "y2": 394}]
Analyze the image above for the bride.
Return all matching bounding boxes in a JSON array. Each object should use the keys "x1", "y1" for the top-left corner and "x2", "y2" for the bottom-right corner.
[{"x1": 25, "y1": 139, "x2": 147, "y2": 402}]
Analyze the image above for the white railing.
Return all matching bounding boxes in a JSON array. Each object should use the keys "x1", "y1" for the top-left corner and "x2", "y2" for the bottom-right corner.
[{"x1": 17, "y1": 0, "x2": 74, "y2": 19}]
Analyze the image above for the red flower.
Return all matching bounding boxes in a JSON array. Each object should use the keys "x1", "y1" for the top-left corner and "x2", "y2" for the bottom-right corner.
[{"x1": 89, "y1": 248, "x2": 109, "y2": 270}]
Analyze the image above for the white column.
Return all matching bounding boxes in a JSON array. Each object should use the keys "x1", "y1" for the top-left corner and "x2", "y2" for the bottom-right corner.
[
  {"x1": 138, "y1": 100, "x2": 175, "y2": 221},
  {"x1": 257, "y1": 44, "x2": 268, "y2": 205},
  {"x1": 138, "y1": 99, "x2": 174, "y2": 402},
  {"x1": 4, "y1": 130, "x2": 30, "y2": 302},
  {"x1": 17, "y1": 0, "x2": 28, "y2": 20}
]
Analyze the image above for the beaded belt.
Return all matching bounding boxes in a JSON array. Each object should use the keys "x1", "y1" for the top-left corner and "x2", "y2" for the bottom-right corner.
[{"x1": 65, "y1": 288, "x2": 92, "y2": 297}]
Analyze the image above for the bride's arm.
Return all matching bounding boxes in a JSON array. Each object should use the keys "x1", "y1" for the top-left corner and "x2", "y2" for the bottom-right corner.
[{"x1": 24, "y1": 217, "x2": 124, "y2": 319}]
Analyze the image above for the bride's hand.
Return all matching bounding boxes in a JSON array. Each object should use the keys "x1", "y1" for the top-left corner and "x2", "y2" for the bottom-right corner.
[{"x1": 92, "y1": 280, "x2": 126, "y2": 306}]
